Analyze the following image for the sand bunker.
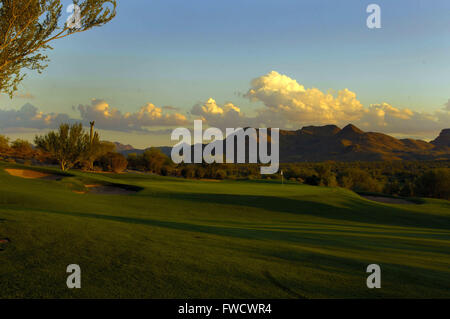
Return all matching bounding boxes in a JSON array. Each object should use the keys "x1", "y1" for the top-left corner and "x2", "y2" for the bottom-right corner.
[
  {"x1": 361, "y1": 195, "x2": 416, "y2": 205},
  {"x1": 83, "y1": 184, "x2": 137, "y2": 195},
  {"x1": 4, "y1": 168, "x2": 62, "y2": 180}
]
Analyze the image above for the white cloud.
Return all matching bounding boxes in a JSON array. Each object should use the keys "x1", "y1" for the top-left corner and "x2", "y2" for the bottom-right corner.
[
  {"x1": 1, "y1": 74, "x2": 448, "y2": 139},
  {"x1": 238, "y1": 71, "x2": 449, "y2": 134},
  {"x1": 191, "y1": 98, "x2": 248, "y2": 129},
  {"x1": 77, "y1": 99, "x2": 188, "y2": 131},
  {"x1": 357, "y1": 103, "x2": 446, "y2": 134},
  {"x1": 243, "y1": 71, "x2": 365, "y2": 128}
]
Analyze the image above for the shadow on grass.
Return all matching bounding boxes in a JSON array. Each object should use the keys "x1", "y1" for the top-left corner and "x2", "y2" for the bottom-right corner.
[
  {"x1": 6, "y1": 204, "x2": 449, "y2": 256},
  {"x1": 148, "y1": 192, "x2": 450, "y2": 230},
  {"x1": 263, "y1": 271, "x2": 307, "y2": 299}
]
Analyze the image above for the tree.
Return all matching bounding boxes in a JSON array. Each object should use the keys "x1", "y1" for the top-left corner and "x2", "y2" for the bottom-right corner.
[
  {"x1": 126, "y1": 152, "x2": 142, "y2": 170},
  {"x1": 83, "y1": 136, "x2": 115, "y2": 170},
  {"x1": 0, "y1": 134, "x2": 9, "y2": 153},
  {"x1": 0, "y1": 0, "x2": 116, "y2": 97},
  {"x1": 34, "y1": 123, "x2": 90, "y2": 171},
  {"x1": 414, "y1": 169, "x2": 450, "y2": 200},
  {"x1": 142, "y1": 148, "x2": 171, "y2": 174},
  {"x1": 338, "y1": 168, "x2": 383, "y2": 193},
  {"x1": 214, "y1": 169, "x2": 227, "y2": 180},
  {"x1": 11, "y1": 138, "x2": 33, "y2": 156},
  {"x1": 98, "y1": 152, "x2": 127, "y2": 173}
]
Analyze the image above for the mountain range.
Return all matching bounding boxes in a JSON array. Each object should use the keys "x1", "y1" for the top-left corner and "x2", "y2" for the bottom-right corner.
[{"x1": 114, "y1": 124, "x2": 450, "y2": 162}]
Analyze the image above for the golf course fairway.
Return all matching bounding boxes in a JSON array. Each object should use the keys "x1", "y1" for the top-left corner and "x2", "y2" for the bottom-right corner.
[{"x1": 0, "y1": 163, "x2": 449, "y2": 298}]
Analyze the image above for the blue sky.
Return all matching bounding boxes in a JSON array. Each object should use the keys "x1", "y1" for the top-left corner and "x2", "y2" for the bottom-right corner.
[{"x1": 1, "y1": 0, "x2": 449, "y2": 147}]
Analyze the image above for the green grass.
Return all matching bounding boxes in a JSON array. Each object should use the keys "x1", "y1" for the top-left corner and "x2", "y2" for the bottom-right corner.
[{"x1": 0, "y1": 162, "x2": 449, "y2": 298}]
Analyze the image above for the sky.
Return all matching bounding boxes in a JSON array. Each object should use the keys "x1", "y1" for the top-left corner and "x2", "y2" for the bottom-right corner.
[{"x1": 0, "y1": 0, "x2": 449, "y2": 148}]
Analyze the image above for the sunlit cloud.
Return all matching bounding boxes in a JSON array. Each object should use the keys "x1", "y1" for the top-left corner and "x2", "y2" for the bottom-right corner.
[
  {"x1": 243, "y1": 71, "x2": 365, "y2": 128},
  {"x1": 191, "y1": 97, "x2": 248, "y2": 129},
  {"x1": 1, "y1": 73, "x2": 448, "y2": 140},
  {"x1": 77, "y1": 99, "x2": 188, "y2": 132}
]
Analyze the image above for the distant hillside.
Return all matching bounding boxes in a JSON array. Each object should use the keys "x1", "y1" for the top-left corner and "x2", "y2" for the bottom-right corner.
[
  {"x1": 114, "y1": 142, "x2": 171, "y2": 157},
  {"x1": 431, "y1": 129, "x2": 450, "y2": 148},
  {"x1": 278, "y1": 124, "x2": 449, "y2": 162},
  {"x1": 114, "y1": 125, "x2": 450, "y2": 162}
]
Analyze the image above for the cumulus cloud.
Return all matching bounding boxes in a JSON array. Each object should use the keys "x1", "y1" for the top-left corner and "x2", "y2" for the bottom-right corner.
[
  {"x1": 77, "y1": 99, "x2": 188, "y2": 131},
  {"x1": 238, "y1": 71, "x2": 448, "y2": 134},
  {"x1": 191, "y1": 71, "x2": 449, "y2": 136},
  {"x1": 1, "y1": 73, "x2": 448, "y2": 139},
  {"x1": 244, "y1": 71, "x2": 364, "y2": 128},
  {"x1": 1, "y1": 99, "x2": 188, "y2": 134},
  {"x1": 191, "y1": 97, "x2": 249, "y2": 129},
  {"x1": 357, "y1": 103, "x2": 446, "y2": 134},
  {"x1": 0, "y1": 103, "x2": 71, "y2": 130}
]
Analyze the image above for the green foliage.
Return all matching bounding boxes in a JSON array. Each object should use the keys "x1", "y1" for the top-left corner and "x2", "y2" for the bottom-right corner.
[
  {"x1": 0, "y1": 135, "x2": 9, "y2": 152},
  {"x1": 84, "y1": 139, "x2": 115, "y2": 170},
  {"x1": 214, "y1": 169, "x2": 227, "y2": 180},
  {"x1": 11, "y1": 138, "x2": 33, "y2": 156},
  {"x1": 0, "y1": 0, "x2": 116, "y2": 97},
  {"x1": 315, "y1": 164, "x2": 338, "y2": 187},
  {"x1": 338, "y1": 168, "x2": 383, "y2": 193},
  {"x1": 414, "y1": 169, "x2": 450, "y2": 200},
  {"x1": 98, "y1": 152, "x2": 127, "y2": 173},
  {"x1": 181, "y1": 165, "x2": 195, "y2": 178},
  {"x1": 34, "y1": 123, "x2": 90, "y2": 171},
  {"x1": 194, "y1": 166, "x2": 206, "y2": 179}
]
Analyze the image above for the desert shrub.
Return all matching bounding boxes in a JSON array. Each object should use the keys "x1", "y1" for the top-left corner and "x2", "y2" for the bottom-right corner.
[
  {"x1": 284, "y1": 167, "x2": 302, "y2": 179},
  {"x1": 383, "y1": 180, "x2": 402, "y2": 196},
  {"x1": 215, "y1": 169, "x2": 227, "y2": 180},
  {"x1": 110, "y1": 153, "x2": 128, "y2": 173},
  {"x1": 195, "y1": 166, "x2": 206, "y2": 179},
  {"x1": 127, "y1": 153, "x2": 144, "y2": 170},
  {"x1": 0, "y1": 135, "x2": 9, "y2": 153},
  {"x1": 160, "y1": 165, "x2": 170, "y2": 176},
  {"x1": 338, "y1": 168, "x2": 383, "y2": 193},
  {"x1": 181, "y1": 166, "x2": 195, "y2": 178},
  {"x1": 314, "y1": 164, "x2": 338, "y2": 187},
  {"x1": 414, "y1": 169, "x2": 450, "y2": 200},
  {"x1": 399, "y1": 181, "x2": 415, "y2": 197},
  {"x1": 99, "y1": 152, "x2": 128, "y2": 173},
  {"x1": 11, "y1": 139, "x2": 33, "y2": 157},
  {"x1": 305, "y1": 174, "x2": 320, "y2": 186},
  {"x1": 142, "y1": 148, "x2": 172, "y2": 174}
]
